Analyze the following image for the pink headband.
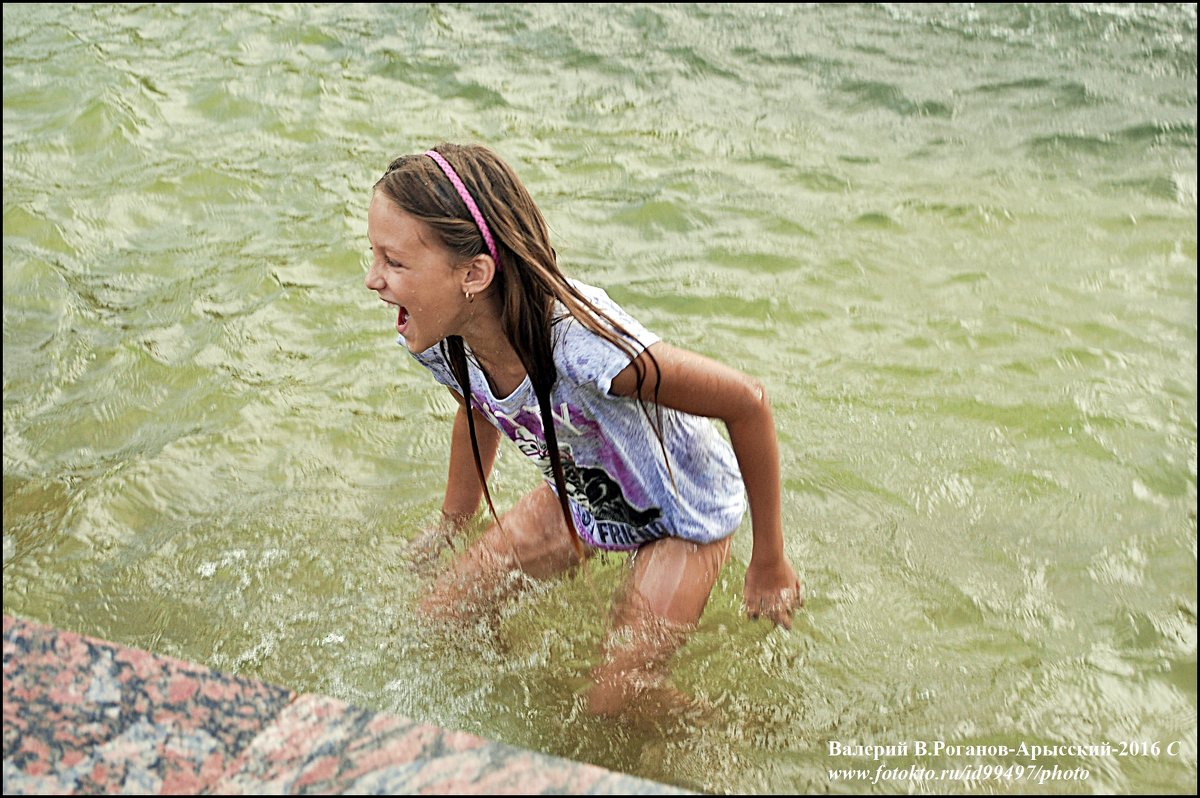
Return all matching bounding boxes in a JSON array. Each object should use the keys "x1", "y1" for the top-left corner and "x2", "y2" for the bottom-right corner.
[{"x1": 424, "y1": 150, "x2": 500, "y2": 269}]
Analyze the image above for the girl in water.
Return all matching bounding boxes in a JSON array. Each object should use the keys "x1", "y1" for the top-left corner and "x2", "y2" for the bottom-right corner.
[{"x1": 365, "y1": 143, "x2": 801, "y2": 714}]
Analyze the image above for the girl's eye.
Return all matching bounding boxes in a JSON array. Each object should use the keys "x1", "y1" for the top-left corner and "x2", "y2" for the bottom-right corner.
[{"x1": 367, "y1": 246, "x2": 403, "y2": 270}]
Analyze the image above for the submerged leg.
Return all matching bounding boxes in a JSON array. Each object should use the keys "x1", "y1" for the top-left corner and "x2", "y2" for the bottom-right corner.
[
  {"x1": 588, "y1": 535, "x2": 732, "y2": 716},
  {"x1": 421, "y1": 482, "x2": 589, "y2": 621}
]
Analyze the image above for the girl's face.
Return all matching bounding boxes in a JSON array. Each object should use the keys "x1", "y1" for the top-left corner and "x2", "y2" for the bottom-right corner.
[{"x1": 365, "y1": 191, "x2": 468, "y2": 353}]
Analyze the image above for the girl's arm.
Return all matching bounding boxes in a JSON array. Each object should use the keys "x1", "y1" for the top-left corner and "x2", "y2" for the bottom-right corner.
[
  {"x1": 609, "y1": 342, "x2": 803, "y2": 629},
  {"x1": 410, "y1": 391, "x2": 499, "y2": 569},
  {"x1": 442, "y1": 388, "x2": 502, "y2": 528}
]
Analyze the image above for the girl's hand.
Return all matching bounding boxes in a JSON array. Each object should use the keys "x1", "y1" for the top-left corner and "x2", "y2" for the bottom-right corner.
[
  {"x1": 408, "y1": 526, "x2": 452, "y2": 573},
  {"x1": 407, "y1": 512, "x2": 468, "y2": 573},
  {"x1": 743, "y1": 556, "x2": 803, "y2": 629}
]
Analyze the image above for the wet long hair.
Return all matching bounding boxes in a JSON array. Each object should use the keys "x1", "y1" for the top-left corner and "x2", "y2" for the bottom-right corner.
[{"x1": 374, "y1": 143, "x2": 668, "y2": 556}]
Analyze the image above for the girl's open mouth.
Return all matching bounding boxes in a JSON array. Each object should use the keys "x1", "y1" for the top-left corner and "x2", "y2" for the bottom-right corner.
[{"x1": 396, "y1": 305, "x2": 410, "y2": 334}]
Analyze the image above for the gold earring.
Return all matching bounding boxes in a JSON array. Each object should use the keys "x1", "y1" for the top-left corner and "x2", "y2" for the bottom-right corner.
[{"x1": 465, "y1": 291, "x2": 473, "y2": 303}]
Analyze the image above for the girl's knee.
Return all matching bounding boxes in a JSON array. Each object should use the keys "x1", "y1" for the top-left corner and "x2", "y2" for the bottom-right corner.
[
  {"x1": 421, "y1": 541, "x2": 518, "y2": 618},
  {"x1": 493, "y1": 486, "x2": 588, "y2": 578}
]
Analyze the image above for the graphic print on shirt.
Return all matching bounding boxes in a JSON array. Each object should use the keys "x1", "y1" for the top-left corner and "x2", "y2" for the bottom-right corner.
[
  {"x1": 557, "y1": 457, "x2": 662, "y2": 527},
  {"x1": 473, "y1": 397, "x2": 667, "y2": 547}
]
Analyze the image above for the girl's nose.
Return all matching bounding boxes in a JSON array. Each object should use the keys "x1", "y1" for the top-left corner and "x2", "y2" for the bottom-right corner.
[{"x1": 364, "y1": 261, "x2": 383, "y2": 290}]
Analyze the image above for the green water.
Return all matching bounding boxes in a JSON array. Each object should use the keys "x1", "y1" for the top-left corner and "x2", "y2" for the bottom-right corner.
[{"x1": 3, "y1": 3, "x2": 1196, "y2": 793}]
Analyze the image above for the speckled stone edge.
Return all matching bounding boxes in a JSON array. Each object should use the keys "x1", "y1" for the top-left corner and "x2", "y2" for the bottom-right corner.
[{"x1": 3, "y1": 615, "x2": 691, "y2": 795}]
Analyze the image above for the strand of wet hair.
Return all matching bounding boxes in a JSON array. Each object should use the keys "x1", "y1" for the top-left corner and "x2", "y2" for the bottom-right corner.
[{"x1": 443, "y1": 336, "x2": 530, "y2": 580}]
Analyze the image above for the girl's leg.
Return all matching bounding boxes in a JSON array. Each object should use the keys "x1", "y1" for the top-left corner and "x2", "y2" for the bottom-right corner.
[
  {"x1": 421, "y1": 482, "x2": 589, "y2": 620},
  {"x1": 587, "y1": 535, "x2": 732, "y2": 715}
]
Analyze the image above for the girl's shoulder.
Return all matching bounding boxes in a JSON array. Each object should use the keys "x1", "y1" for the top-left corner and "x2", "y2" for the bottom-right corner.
[
  {"x1": 555, "y1": 280, "x2": 653, "y2": 338},
  {"x1": 552, "y1": 280, "x2": 660, "y2": 393}
]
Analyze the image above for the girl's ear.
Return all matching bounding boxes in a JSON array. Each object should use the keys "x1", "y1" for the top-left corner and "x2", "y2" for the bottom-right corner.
[{"x1": 460, "y1": 253, "x2": 497, "y2": 297}]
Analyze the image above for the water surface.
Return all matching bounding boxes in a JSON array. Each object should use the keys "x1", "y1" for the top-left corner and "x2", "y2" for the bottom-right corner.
[{"x1": 4, "y1": 4, "x2": 1196, "y2": 793}]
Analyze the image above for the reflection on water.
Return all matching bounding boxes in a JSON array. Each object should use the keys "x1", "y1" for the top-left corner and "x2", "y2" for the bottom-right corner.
[{"x1": 3, "y1": 3, "x2": 1196, "y2": 793}]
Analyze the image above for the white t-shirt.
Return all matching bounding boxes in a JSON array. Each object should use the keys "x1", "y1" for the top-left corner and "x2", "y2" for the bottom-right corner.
[{"x1": 401, "y1": 282, "x2": 746, "y2": 551}]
